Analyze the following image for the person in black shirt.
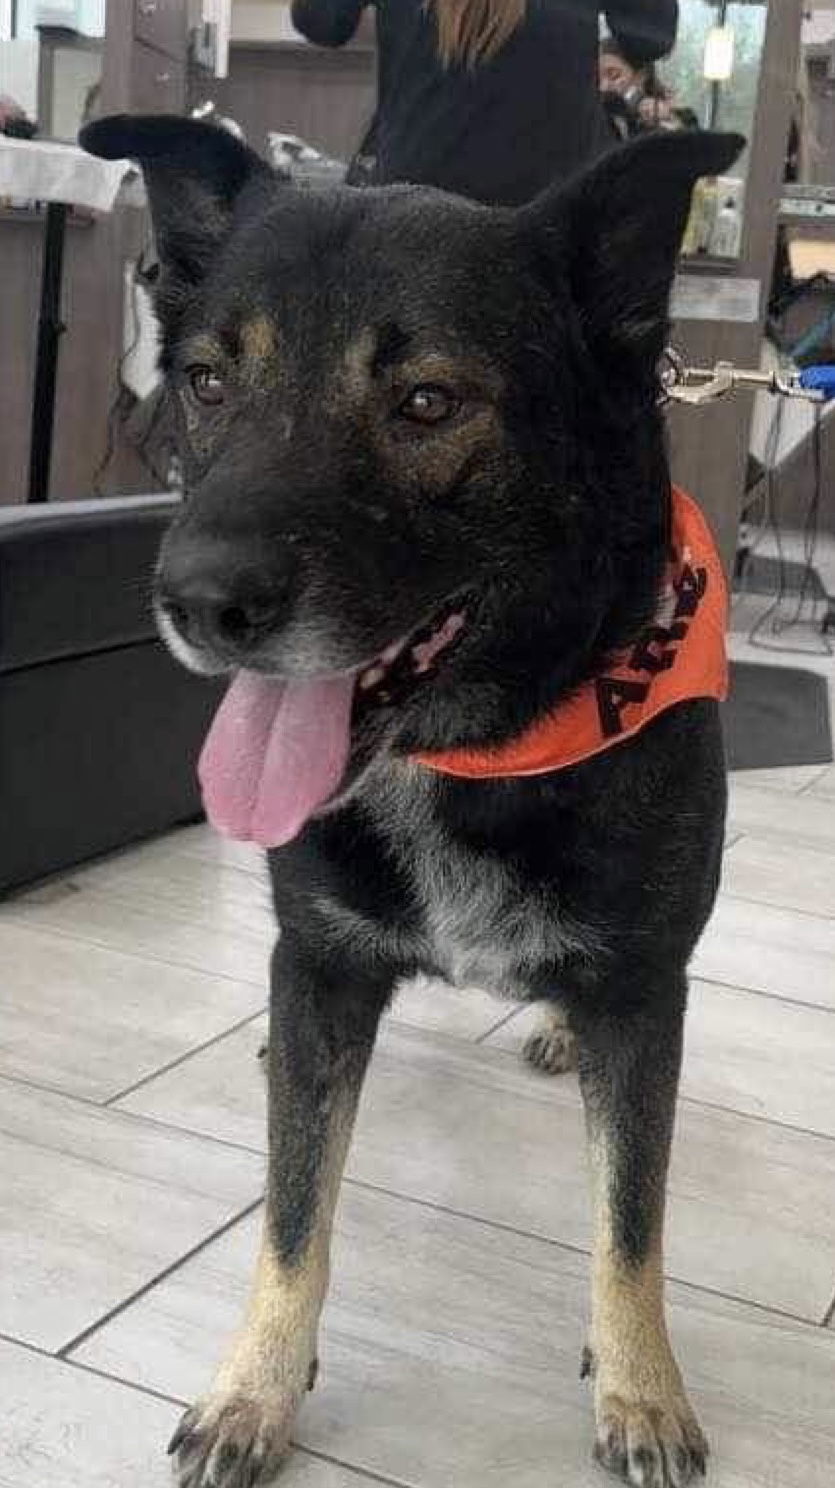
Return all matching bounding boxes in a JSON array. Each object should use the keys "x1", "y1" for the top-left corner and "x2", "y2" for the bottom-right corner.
[
  {"x1": 599, "y1": 34, "x2": 698, "y2": 141},
  {"x1": 291, "y1": 0, "x2": 678, "y2": 205}
]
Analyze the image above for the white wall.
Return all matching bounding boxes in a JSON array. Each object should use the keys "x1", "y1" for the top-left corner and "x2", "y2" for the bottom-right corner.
[
  {"x1": 0, "y1": 39, "x2": 39, "y2": 114},
  {"x1": 13, "y1": 0, "x2": 104, "y2": 37},
  {"x1": 803, "y1": 9, "x2": 835, "y2": 46},
  {"x1": 231, "y1": 1, "x2": 305, "y2": 44}
]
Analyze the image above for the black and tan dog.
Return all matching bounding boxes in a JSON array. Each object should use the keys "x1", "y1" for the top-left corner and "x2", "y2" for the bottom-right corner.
[{"x1": 83, "y1": 115, "x2": 741, "y2": 1488}]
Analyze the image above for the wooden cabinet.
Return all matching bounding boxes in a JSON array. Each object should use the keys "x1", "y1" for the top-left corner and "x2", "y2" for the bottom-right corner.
[
  {"x1": 101, "y1": 0, "x2": 187, "y2": 115},
  {"x1": 133, "y1": 0, "x2": 187, "y2": 61},
  {"x1": 131, "y1": 40, "x2": 186, "y2": 111}
]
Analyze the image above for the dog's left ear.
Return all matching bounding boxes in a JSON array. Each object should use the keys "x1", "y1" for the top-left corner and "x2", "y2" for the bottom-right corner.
[
  {"x1": 80, "y1": 114, "x2": 276, "y2": 288},
  {"x1": 521, "y1": 131, "x2": 745, "y2": 381}
]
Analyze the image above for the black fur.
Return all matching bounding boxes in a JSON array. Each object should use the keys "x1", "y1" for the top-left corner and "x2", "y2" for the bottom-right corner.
[{"x1": 82, "y1": 114, "x2": 741, "y2": 1488}]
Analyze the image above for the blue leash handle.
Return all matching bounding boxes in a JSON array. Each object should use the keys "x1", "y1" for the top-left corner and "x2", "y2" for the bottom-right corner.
[{"x1": 798, "y1": 365, "x2": 835, "y2": 401}]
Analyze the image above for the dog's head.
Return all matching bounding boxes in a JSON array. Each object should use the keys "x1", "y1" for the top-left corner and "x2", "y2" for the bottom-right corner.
[{"x1": 83, "y1": 116, "x2": 741, "y2": 845}]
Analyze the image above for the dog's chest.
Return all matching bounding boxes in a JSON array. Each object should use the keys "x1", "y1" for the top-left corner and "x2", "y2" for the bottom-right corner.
[{"x1": 366, "y1": 763, "x2": 588, "y2": 996}]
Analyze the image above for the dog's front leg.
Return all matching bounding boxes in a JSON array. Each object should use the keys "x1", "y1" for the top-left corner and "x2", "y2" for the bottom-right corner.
[
  {"x1": 575, "y1": 979, "x2": 706, "y2": 1488},
  {"x1": 170, "y1": 934, "x2": 391, "y2": 1488}
]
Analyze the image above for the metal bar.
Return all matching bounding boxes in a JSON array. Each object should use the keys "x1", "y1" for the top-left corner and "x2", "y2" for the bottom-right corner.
[{"x1": 27, "y1": 201, "x2": 68, "y2": 504}]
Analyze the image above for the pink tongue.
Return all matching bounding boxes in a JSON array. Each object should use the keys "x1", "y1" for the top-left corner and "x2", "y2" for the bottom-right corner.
[{"x1": 198, "y1": 669, "x2": 355, "y2": 847}]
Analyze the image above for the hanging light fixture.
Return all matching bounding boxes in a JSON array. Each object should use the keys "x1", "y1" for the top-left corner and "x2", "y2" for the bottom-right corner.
[
  {"x1": 704, "y1": 22, "x2": 736, "y2": 82},
  {"x1": 704, "y1": 0, "x2": 734, "y2": 130}
]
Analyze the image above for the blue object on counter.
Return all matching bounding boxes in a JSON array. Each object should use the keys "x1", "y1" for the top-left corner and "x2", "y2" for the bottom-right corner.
[{"x1": 798, "y1": 365, "x2": 835, "y2": 401}]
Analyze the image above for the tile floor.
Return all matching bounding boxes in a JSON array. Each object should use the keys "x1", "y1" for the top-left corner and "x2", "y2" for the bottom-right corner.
[{"x1": 1, "y1": 598, "x2": 835, "y2": 1488}]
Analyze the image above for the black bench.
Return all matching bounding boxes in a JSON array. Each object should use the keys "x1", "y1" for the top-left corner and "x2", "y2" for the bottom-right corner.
[{"x1": 0, "y1": 495, "x2": 222, "y2": 894}]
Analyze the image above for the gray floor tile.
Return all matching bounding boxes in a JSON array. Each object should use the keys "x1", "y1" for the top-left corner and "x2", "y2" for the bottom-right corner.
[
  {"x1": 1, "y1": 877, "x2": 273, "y2": 990},
  {"x1": 117, "y1": 1018, "x2": 835, "y2": 1321},
  {"x1": 0, "y1": 1335, "x2": 373, "y2": 1488},
  {"x1": 727, "y1": 781, "x2": 835, "y2": 854},
  {"x1": 165, "y1": 824, "x2": 269, "y2": 877},
  {"x1": 485, "y1": 976, "x2": 835, "y2": 1136},
  {"x1": 390, "y1": 973, "x2": 508, "y2": 1041},
  {"x1": 0, "y1": 919, "x2": 265, "y2": 1102},
  {"x1": 489, "y1": 981, "x2": 835, "y2": 1139},
  {"x1": 0, "y1": 1336, "x2": 181, "y2": 1488},
  {"x1": 729, "y1": 764, "x2": 830, "y2": 794},
  {"x1": 0, "y1": 1078, "x2": 263, "y2": 1352},
  {"x1": 682, "y1": 981, "x2": 835, "y2": 1136},
  {"x1": 722, "y1": 835, "x2": 835, "y2": 919},
  {"x1": 72, "y1": 838, "x2": 276, "y2": 944},
  {"x1": 808, "y1": 764, "x2": 835, "y2": 799},
  {"x1": 691, "y1": 896, "x2": 835, "y2": 1009},
  {"x1": 75, "y1": 1185, "x2": 835, "y2": 1488}
]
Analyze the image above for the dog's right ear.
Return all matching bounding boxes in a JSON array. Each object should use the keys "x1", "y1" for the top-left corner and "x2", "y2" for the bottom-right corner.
[
  {"x1": 519, "y1": 130, "x2": 745, "y2": 391},
  {"x1": 80, "y1": 114, "x2": 276, "y2": 289}
]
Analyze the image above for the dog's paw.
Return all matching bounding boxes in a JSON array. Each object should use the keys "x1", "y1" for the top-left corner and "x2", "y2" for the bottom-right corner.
[
  {"x1": 593, "y1": 1393, "x2": 707, "y2": 1487},
  {"x1": 168, "y1": 1388, "x2": 300, "y2": 1488},
  {"x1": 522, "y1": 1012, "x2": 577, "y2": 1076}
]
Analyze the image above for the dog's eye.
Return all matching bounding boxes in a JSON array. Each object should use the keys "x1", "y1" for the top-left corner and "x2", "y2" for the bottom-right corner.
[
  {"x1": 398, "y1": 384, "x2": 459, "y2": 426},
  {"x1": 187, "y1": 366, "x2": 225, "y2": 406}
]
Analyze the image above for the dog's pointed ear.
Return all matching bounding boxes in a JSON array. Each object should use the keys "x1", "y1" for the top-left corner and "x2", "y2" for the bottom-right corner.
[
  {"x1": 80, "y1": 114, "x2": 276, "y2": 286},
  {"x1": 521, "y1": 131, "x2": 745, "y2": 382}
]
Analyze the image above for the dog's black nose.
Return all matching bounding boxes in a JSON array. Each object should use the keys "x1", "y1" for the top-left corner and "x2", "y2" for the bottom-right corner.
[
  {"x1": 161, "y1": 589, "x2": 282, "y2": 655},
  {"x1": 156, "y1": 535, "x2": 290, "y2": 660}
]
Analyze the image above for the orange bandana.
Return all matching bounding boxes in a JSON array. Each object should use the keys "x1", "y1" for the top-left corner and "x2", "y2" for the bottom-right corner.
[{"x1": 415, "y1": 488, "x2": 727, "y2": 781}]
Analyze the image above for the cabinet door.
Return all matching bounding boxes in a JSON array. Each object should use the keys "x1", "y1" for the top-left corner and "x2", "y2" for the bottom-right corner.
[
  {"x1": 131, "y1": 41, "x2": 186, "y2": 112},
  {"x1": 133, "y1": 0, "x2": 187, "y2": 61}
]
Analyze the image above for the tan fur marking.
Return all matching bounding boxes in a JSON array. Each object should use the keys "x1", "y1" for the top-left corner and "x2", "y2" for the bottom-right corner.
[
  {"x1": 241, "y1": 315, "x2": 278, "y2": 365},
  {"x1": 591, "y1": 1238, "x2": 678, "y2": 1397},
  {"x1": 180, "y1": 1083, "x2": 360, "y2": 1477},
  {"x1": 585, "y1": 1127, "x2": 707, "y2": 1478},
  {"x1": 341, "y1": 328, "x2": 376, "y2": 397},
  {"x1": 218, "y1": 1081, "x2": 355, "y2": 1396},
  {"x1": 390, "y1": 350, "x2": 502, "y2": 395},
  {"x1": 587, "y1": 1128, "x2": 676, "y2": 1391}
]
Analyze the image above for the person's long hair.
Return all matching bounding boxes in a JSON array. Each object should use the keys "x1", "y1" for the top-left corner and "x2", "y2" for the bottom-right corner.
[{"x1": 431, "y1": 0, "x2": 526, "y2": 67}]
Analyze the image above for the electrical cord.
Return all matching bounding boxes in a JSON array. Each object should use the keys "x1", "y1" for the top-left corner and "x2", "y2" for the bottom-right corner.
[
  {"x1": 746, "y1": 399, "x2": 832, "y2": 657},
  {"x1": 734, "y1": 393, "x2": 784, "y2": 606}
]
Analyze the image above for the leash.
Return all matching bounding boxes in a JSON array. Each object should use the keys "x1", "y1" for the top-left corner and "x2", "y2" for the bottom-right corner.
[{"x1": 661, "y1": 348, "x2": 835, "y2": 407}]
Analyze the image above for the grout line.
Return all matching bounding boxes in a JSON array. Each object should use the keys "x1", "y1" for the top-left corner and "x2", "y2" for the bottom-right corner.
[
  {"x1": 106, "y1": 1023, "x2": 835, "y2": 1161},
  {"x1": 341, "y1": 1177, "x2": 824, "y2": 1330},
  {"x1": 0, "y1": 1328, "x2": 406, "y2": 1486},
  {"x1": 690, "y1": 974, "x2": 835, "y2": 1019},
  {"x1": 730, "y1": 770, "x2": 831, "y2": 800},
  {"x1": 798, "y1": 767, "x2": 833, "y2": 796},
  {"x1": 1, "y1": 1329, "x2": 408, "y2": 1488},
  {"x1": 720, "y1": 890, "x2": 835, "y2": 925},
  {"x1": 63, "y1": 1355, "x2": 188, "y2": 1408},
  {"x1": 0, "y1": 1328, "x2": 186, "y2": 1407},
  {"x1": 675, "y1": 1091, "x2": 835, "y2": 1146},
  {"x1": 300, "y1": 1446, "x2": 415, "y2": 1488},
  {"x1": 475, "y1": 1022, "x2": 835, "y2": 1148},
  {"x1": 0, "y1": 902, "x2": 271, "y2": 992},
  {"x1": 57, "y1": 1197, "x2": 264, "y2": 1360},
  {"x1": 0, "y1": 1068, "x2": 108, "y2": 1110},
  {"x1": 475, "y1": 1005, "x2": 521, "y2": 1044},
  {"x1": 105, "y1": 1008, "x2": 268, "y2": 1107},
  {"x1": 343, "y1": 1174, "x2": 593, "y2": 1256},
  {"x1": 86, "y1": 1101, "x2": 267, "y2": 1157},
  {"x1": 725, "y1": 827, "x2": 835, "y2": 861}
]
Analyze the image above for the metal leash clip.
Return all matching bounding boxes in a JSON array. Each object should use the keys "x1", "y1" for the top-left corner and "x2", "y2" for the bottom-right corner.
[{"x1": 660, "y1": 347, "x2": 835, "y2": 407}]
